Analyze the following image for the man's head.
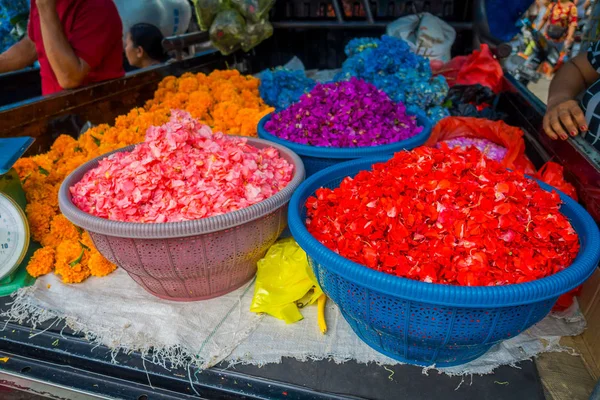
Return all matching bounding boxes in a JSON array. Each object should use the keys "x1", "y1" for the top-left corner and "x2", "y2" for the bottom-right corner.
[{"x1": 125, "y1": 23, "x2": 167, "y2": 68}]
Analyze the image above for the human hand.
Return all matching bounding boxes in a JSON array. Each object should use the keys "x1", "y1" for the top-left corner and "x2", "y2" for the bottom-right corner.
[{"x1": 543, "y1": 99, "x2": 587, "y2": 140}]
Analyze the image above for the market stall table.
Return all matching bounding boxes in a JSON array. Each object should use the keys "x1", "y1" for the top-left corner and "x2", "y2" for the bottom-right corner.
[
  {"x1": 0, "y1": 296, "x2": 545, "y2": 399},
  {"x1": 0, "y1": 14, "x2": 598, "y2": 397}
]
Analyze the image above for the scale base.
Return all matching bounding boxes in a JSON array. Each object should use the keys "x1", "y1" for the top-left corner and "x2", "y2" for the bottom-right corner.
[{"x1": 0, "y1": 242, "x2": 39, "y2": 297}]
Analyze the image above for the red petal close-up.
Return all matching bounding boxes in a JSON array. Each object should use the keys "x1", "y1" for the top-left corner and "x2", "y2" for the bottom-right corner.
[{"x1": 305, "y1": 145, "x2": 580, "y2": 287}]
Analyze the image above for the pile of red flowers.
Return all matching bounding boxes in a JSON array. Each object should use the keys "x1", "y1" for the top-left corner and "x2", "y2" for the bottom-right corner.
[{"x1": 305, "y1": 146, "x2": 580, "y2": 286}]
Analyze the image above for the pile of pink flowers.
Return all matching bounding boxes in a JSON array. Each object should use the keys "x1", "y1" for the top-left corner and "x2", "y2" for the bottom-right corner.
[{"x1": 71, "y1": 110, "x2": 294, "y2": 223}]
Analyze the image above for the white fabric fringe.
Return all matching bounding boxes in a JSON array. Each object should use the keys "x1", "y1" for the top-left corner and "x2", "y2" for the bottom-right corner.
[{"x1": 2, "y1": 269, "x2": 586, "y2": 376}]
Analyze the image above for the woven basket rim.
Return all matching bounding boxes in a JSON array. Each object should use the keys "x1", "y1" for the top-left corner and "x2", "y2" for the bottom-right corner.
[
  {"x1": 59, "y1": 136, "x2": 305, "y2": 239},
  {"x1": 288, "y1": 156, "x2": 600, "y2": 308},
  {"x1": 257, "y1": 110, "x2": 432, "y2": 159}
]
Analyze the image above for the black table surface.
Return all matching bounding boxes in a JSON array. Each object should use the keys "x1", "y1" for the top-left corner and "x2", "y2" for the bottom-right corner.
[{"x1": 0, "y1": 296, "x2": 545, "y2": 400}]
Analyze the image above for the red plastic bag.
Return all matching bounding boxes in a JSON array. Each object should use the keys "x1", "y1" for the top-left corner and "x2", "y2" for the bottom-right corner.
[
  {"x1": 534, "y1": 161, "x2": 580, "y2": 312},
  {"x1": 433, "y1": 44, "x2": 504, "y2": 93},
  {"x1": 425, "y1": 117, "x2": 536, "y2": 174},
  {"x1": 553, "y1": 287, "x2": 583, "y2": 312},
  {"x1": 534, "y1": 161, "x2": 578, "y2": 201}
]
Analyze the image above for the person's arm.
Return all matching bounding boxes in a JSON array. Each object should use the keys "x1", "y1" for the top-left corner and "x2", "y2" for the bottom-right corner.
[
  {"x1": 564, "y1": 24, "x2": 577, "y2": 49},
  {"x1": 544, "y1": 52, "x2": 600, "y2": 140},
  {"x1": 538, "y1": 5, "x2": 552, "y2": 31},
  {"x1": 36, "y1": 0, "x2": 90, "y2": 89},
  {"x1": 0, "y1": 37, "x2": 37, "y2": 74}
]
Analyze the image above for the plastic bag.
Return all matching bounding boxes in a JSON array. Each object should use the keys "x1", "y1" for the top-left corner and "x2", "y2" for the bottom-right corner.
[
  {"x1": 250, "y1": 238, "x2": 323, "y2": 323},
  {"x1": 552, "y1": 287, "x2": 582, "y2": 311},
  {"x1": 387, "y1": 13, "x2": 456, "y2": 62},
  {"x1": 114, "y1": 0, "x2": 192, "y2": 38},
  {"x1": 534, "y1": 161, "x2": 578, "y2": 201},
  {"x1": 433, "y1": 44, "x2": 504, "y2": 93},
  {"x1": 445, "y1": 85, "x2": 508, "y2": 121},
  {"x1": 449, "y1": 103, "x2": 507, "y2": 121},
  {"x1": 425, "y1": 117, "x2": 536, "y2": 174},
  {"x1": 241, "y1": 19, "x2": 273, "y2": 52},
  {"x1": 533, "y1": 161, "x2": 579, "y2": 312},
  {"x1": 191, "y1": 0, "x2": 222, "y2": 31},
  {"x1": 231, "y1": 0, "x2": 275, "y2": 23},
  {"x1": 209, "y1": 10, "x2": 246, "y2": 55},
  {"x1": 447, "y1": 85, "x2": 496, "y2": 106}
]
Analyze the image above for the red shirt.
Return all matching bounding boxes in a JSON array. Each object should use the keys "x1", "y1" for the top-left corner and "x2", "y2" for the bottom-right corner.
[{"x1": 28, "y1": 0, "x2": 125, "y2": 95}]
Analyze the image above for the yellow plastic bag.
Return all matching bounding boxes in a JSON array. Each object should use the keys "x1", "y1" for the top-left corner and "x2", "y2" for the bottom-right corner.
[{"x1": 251, "y1": 238, "x2": 323, "y2": 324}]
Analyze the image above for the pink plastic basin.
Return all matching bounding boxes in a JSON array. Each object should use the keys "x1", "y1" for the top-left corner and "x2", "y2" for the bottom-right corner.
[{"x1": 59, "y1": 137, "x2": 305, "y2": 301}]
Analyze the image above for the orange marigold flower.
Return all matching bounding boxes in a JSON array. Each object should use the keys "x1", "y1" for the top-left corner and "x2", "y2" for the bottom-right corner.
[
  {"x1": 19, "y1": 68, "x2": 272, "y2": 285},
  {"x1": 25, "y1": 202, "x2": 55, "y2": 242},
  {"x1": 88, "y1": 252, "x2": 117, "y2": 277},
  {"x1": 25, "y1": 183, "x2": 60, "y2": 212},
  {"x1": 80, "y1": 231, "x2": 95, "y2": 250},
  {"x1": 178, "y1": 76, "x2": 199, "y2": 93},
  {"x1": 41, "y1": 214, "x2": 81, "y2": 248},
  {"x1": 13, "y1": 157, "x2": 38, "y2": 180},
  {"x1": 26, "y1": 247, "x2": 56, "y2": 277},
  {"x1": 159, "y1": 75, "x2": 177, "y2": 90},
  {"x1": 54, "y1": 240, "x2": 91, "y2": 284},
  {"x1": 48, "y1": 135, "x2": 79, "y2": 160},
  {"x1": 55, "y1": 155, "x2": 89, "y2": 179}
]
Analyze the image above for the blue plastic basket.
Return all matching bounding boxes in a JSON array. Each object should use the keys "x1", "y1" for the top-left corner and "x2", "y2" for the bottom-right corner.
[
  {"x1": 288, "y1": 157, "x2": 600, "y2": 367},
  {"x1": 257, "y1": 111, "x2": 432, "y2": 177}
]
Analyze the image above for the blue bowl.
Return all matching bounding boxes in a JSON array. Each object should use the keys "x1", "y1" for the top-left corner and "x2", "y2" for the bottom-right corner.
[
  {"x1": 258, "y1": 111, "x2": 432, "y2": 178},
  {"x1": 288, "y1": 157, "x2": 600, "y2": 367}
]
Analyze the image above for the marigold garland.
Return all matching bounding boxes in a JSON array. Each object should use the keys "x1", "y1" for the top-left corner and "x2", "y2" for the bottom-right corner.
[
  {"x1": 26, "y1": 247, "x2": 55, "y2": 278},
  {"x1": 17, "y1": 70, "x2": 272, "y2": 284}
]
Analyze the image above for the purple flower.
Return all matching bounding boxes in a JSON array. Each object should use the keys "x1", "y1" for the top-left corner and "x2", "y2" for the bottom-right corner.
[
  {"x1": 437, "y1": 138, "x2": 508, "y2": 162},
  {"x1": 264, "y1": 77, "x2": 423, "y2": 148}
]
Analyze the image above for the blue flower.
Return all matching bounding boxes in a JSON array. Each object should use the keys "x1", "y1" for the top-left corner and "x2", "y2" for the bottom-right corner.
[
  {"x1": 335, "y1": 35, "x2": 449, "y2": 118},
  {"x1": 259, "y1": 68, "x2": 316, "y2": 110}
]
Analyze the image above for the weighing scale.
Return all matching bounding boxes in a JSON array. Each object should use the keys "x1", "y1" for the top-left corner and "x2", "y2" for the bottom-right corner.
[{"x1": 0, "y1": 137, "x2": 39, "y2": 297}]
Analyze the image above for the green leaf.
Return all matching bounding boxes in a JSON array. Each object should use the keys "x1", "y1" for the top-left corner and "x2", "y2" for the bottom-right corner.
[
  {"x1": 442, "y1": 99, "x2": 453, "y2": 109},
  {"x1": 91, "y1": 135, "x2": 101, "y2": 146},
  {"x1": 74, "y1": 146, "x2": 83, "y2": 153},
  {"x1": 38, "y1": 166, "x2": 50, "y2": 176},
  {"x1": 21, "y1": 173, "x2": 31, "y2": 185},
  {"x1": 9, "y1": 12, "x2": 28, "y2": 26},
  {"x1": 69, "y1": 248, "x2": 85, "y2": 268},
  {"x1": 79, "y1": 241, "x2": 91, "y2": 251}
]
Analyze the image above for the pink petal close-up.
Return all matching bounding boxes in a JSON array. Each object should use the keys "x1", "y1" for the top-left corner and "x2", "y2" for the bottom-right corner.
[{"x1": 70, "y1": 110, "x2": 294, "y2": 223}]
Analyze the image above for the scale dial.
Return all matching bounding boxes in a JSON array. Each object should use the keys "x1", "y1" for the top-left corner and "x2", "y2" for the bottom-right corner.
[{"x1": 0, "y1": 193, "x2": 29, "y2": 280}]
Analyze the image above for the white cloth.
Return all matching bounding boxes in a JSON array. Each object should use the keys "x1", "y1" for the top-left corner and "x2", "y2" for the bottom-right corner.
[
  {"x1": 3, "y1": 269, "x2": 586, "y2": 375},
  {"x1": 386, "y1": 13, "x2": 456, "y2": 62},
  {"x1": 114, "y1": 0, "x2": 192, "y2": 39}
]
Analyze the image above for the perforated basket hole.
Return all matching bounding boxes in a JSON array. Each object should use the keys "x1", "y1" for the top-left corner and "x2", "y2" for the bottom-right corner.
[
  {"x1": 368, "y1": 293, "x2": 408, "y2": 336},
  {"x1": 303, "y1": 156, "x2": 349, "y2": 177},
  {"x1": 337, "y1": 280, "x2": 368, "y2": 321},
  {"x1": 449, "y1": 308, "x2": 497, "y2": 345},
  {"x1": 407, "y1": 303, "x2": 455, "y2": 345},
  {"x1": 488, "y1": 304, "x2": 532, "y2": 342}
]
